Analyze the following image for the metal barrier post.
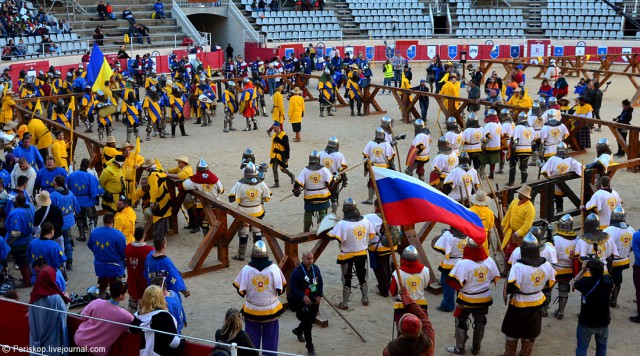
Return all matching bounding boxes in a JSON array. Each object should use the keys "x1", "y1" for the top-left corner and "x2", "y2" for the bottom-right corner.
[{"x1": 231, "y1": 343, "x2": 238, "y2": 356}]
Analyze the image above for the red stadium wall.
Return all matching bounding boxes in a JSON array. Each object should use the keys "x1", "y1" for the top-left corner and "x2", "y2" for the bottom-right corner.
[{"x1": 0, "y1": 299, "x2": 215, "y2": 355}]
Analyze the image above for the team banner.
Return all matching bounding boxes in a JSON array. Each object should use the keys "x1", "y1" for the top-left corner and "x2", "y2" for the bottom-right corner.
[
  {"x1": 427, "y1": 45, "x2": 437, "y2": 59},
  {"x1": 490, "y1": 45, "x2": 500, "y2": 59},
  {"x1": 469, "y1": 45, "x2": 479, "y2": 59},
  {"x1": 448, "y1": 45, "x2": 457, "y2": 60},
  {"x1": 510, "y1": 45, "x2": 520, "y2": 58}
]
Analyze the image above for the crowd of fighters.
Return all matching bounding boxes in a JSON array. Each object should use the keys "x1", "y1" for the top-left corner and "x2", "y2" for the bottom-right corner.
[{"x1": 0, "y1": 53, "x2": 636, "y2": 356}]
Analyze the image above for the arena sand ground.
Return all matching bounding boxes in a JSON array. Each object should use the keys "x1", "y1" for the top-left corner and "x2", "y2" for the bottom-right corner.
[{"x1": 13, "y1": 64, "x2": 640, "y2": 355}]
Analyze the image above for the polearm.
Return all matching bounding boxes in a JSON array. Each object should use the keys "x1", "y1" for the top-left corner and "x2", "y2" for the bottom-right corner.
[
  {"x1": 580, "y1": 160, "x2": 585, "y2": 234},
  {"x1": 389, "y1": 126, "x2": 403, "y2": 172},
  {"x1": 279, "y1": 160, "x2": 367, "y2": 202},
  {"x1": 322, "y1": 296, "x2": 367, "y2": 343}
]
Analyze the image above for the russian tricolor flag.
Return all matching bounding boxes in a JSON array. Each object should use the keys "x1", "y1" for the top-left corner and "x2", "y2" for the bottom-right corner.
[{"x1": 373, "y1": 167, "x2": 486, "y2": 243}]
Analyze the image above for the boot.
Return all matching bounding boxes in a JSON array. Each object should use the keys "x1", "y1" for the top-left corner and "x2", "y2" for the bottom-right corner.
[
  {"x1": 19, "y1": 266, "x2": 32, "y2": 287},
  {"x1": 171, "y1": 123, "x2": 177, "y2": 138},
  {"x1": 327, "y1": 107, "x2": 334, "y2": 116},
  {"x1": 360, "y1": 282, "x2": 369, "y2": 306},
  {"x1": 471, "y1": 324, "x2": 484, "y2": 355},
  {"x1": 271, "y1": 181, "x2": 280, "y2": 188},
  {"x1": 418, "y1": 175, "x2": 425, "y2": 182},
  {"x1": 194, "y1": 118, "x2": 202, "y2": 125},
  {"x1": 261, "y1": 107, "x2": 268, "y2": 117},
  {"x1": 520, "y1": 339, "x2": 534, "y2": 356},
  {"x1": 446, "y1": 326, "x2": 468, "y2": 354},
  {"x1": 208, "y1": 116, "x2": 212, "y2": 125},
  {"x1": 179, "y1": 124, "x2": 188, "y2": 136},
  {"x1": 503, "y1": 339, "x2": 518, "y2": 356},
  {"x1": 506, "y1": 165, "x2": 516, "y2": 186},
  {"x1": 478, "y1": 164, "x2": 486, "y2": 179},
  {"x1": 528, "y1": 151, "x2": 538, "y2": 166},
  {"x1": 541, "y1": 301, "x2": 549, "y2": 317},
  {"x1": 337, "y1": 286, "x2": 350, "y2": 310},
  {"x1": 201, "y1": 119, "x2": 208, "y2": 127},
  {"x1": 362, "y1": 188, "x2": 374, "y2": 204},
  {"x1": 287, "y1": 171, "x2": 295, "y2": 184},
  {"x1": 319, "y1": 108, "x2": 324, "y2": 117},
  {"x1": 232, "y1": 243, "x2": 247, "y2": 261},
  {"x1": 253, "y1": 121, "x2": 258, "y2": 130},
  {"x1": 521, "y1": 171, "x2": 528, "y2": 184},
  {"x1": 554, "y1": 297, "x2": 568, "y2": 319},
  {"x1": 610, "y1": 285, "x2": 621, "y2": 308},
  {"x1": 497, "y1": 159, "x2": 505, "y2": 174}
]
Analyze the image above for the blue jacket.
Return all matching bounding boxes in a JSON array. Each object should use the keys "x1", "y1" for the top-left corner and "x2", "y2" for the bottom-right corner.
[
  {"x1": 4, "y1": 189, "x2": 34, "y2": 216},
  {"x1": 67, "y1": 170, "x2": 104, "y2": 208},
  {"x1": 0, "y1": 237, "x2": 10, "y2": 263},
  {"x1": 330, "y1": 56, "x2": 343, "y2": 69},
  {"x1": 12, "y1": 144, "x2": 44, "y2": 170},
  {"x1": 0, "y1": 169, "x2": 11, "y2": 189},
  {"x1": 145, "y1": 252, "x2": 187, "y2": 293},
  {"x1": 50, "y1": 188, "x2": 80, "y2": 230},
  {"x1": 27, "y1": 238, "x2": 66, "y2": 283},
  {"x1": 5, "y1": 206, "x2": 34, "y2": 246},
  {"x1": 87, "y1": 226, "x2": 126, "y2": 278},
  {"x1": 166, "y1": 290, "x2": 187, "y2": 334},
  {"x1": 35, "y1": 167, "x2": 68, "y2": 193}
]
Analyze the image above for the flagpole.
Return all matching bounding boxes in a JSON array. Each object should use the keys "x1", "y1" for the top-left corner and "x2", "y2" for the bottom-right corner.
[
  {"x1": 69, "y1": 109, "x2": 74, "y2": 171},
  {"x1": 367, "y1": 160, "x2": 404, "y2": 290}
]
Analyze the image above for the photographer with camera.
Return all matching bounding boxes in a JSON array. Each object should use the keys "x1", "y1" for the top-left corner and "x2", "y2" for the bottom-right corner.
[
  {"x1": 613, "y1": 99, "x2": 633, "y2": 157},
  {"x1": 289, "y1": 251, "x2": 323, "y2": 356},
  {"x1": 573, "y1": 258, "x2": 613, "y2": 356}
]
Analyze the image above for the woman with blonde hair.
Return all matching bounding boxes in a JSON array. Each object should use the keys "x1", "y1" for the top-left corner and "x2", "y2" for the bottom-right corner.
[
  {"x1": 130, "y1": 285, "x2": 185, "y2": 356},
  {"x1": 214, "y1": 308, "x2": 257, "y2": 356}
]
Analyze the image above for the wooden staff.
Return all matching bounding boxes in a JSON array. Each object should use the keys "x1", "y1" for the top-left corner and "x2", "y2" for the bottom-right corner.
[
  {"x1": 389, "y1": 126, "x2": 403, "y2": 172},
  {"x1": 279, "y1": 160, "x2": 367, "y2": 202},
  {"x1": 367, "y1": 160, "x2": 404, "y2": 290},
  {"x1": 69, "y1": 108, "x2": 74, "y2": 172},
  {"x1": 322, "y1": 296, "x2": 367, "y2": 343},
  {"x1": 484, "y1": 176, "x2": 504, "y2": 249},
  {"x1": 580, "y1": 160, "x2": 585, "y2": 234}
]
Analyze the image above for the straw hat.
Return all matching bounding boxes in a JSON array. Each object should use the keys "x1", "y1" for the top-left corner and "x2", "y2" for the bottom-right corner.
[
  {"x1": 3, "y1": 121, "x2": 17, "y2": 131},
  {"x1": 516, "y1": 185, "x2": 532, "y2": 199},
  {"x1": 106, "y1": 136, "x2": 118, "y2": 144},
  {"x1": 175, "y1": 155, "x2": 189, "y2": 164},
  {"x1": 36, "y1": 190, "x2": 51, "y2": 207},
  {"x1": 471, "y1": 190, "x2": 489, "y2": 206},
  {"x1": 514, "y1": 87, "x2": 522, "y2": 93},
  {"x1": 292, "y1": 87, "x2": 302, "y2": 95},
  {"x1": 121, "y1": 142, "x2": 134, "y2": 150},
  {"x1": 141, "y1": 158, "x2": 156, "y2": 168}
]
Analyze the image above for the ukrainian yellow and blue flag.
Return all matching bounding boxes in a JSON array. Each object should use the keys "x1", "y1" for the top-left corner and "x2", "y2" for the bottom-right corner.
[{"x1": 86, "y1": 42, "x2": 113, "y2": 92}]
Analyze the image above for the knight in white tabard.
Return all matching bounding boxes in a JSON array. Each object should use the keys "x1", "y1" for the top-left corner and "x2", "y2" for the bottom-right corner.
[
  {"x1": 442, "y1": 152, "x2": 480, "y2": 204},
  {"x1": 603, "y1": 206, "x2": 635, "y2": 308},
  {"x1": 538, "y1": 109, "x2": 569, "y2": 163},
  {"x1": 550, "y1": 214, "x2": 578, "y2": 319},
  {"x1": 461, "y1": 112, "x2": 483, "y2": 170},
  {"x1": 389, "y1": 246, "x2": 430, "y2": 335},
  {"x1": 584, "y1": 176, "x2": 622, "y2": 228},
  {"x1": 429, "y1": 136, "x2": 459, "y2": 188},
  {"x1": 319, "y1": 136, "x2": 348, "y2": 214},
  {"x1": 574, "y1": 213, "x2": 619, "y2": 277},
  {"x1": 404, "y1": 119, "x2": 432, "y2": 182},
  {"x1": 444, "y1": 117, "x2": 464, "y2": 156},
  {"x1": 180, "y1": 158, "x2": 224, "y2": 236},
  {"x1": 540, "y1": 142, "x2": 583, "y2": 213},
  {"x1": 362, "y1": 127, "x2": 395, "y2": 204}
]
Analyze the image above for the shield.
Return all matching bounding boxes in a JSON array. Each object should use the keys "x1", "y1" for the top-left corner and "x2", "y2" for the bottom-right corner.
[
  {"x1": 553, "y1": 46, "x2": 564, "y2": 57},
  {"x1": 622, "y1": 47, "x2": 632, "y2": 62},
  {"x1": 385, "y1": 45, "x2": 395, "y2": 60},
  {"x1": 469, "y1": 45, "x2": 478, "y2": 59},
  {"x1": 326, "y1": 47, "x2": 334, "y2": 58},
  {"x1": 284, "y1": 48, "x2": 295, "y2": 59},
  {"x1": 184, "y1": 100, "x2": 191, "y2": 119},
  {"x1": 365, "y1": 46, "x2": 374, "y2": 61},
  {"x1": 448, "y1": 45, "x2": 457, "y2": 60},
  {"x1": 406, "y1": 144, "x2": 418, "y2": 167},
  {"x1": 317, "y1": 213, "x2": 338, "y2": 236},
  {"x1": 427, "y1": 45, "x2": 437, "y2": 59},
  {"x1": 98, "y1": 105, "x2": 117, "y2": 117},
  {"x1": 345, "y1": 46, "x2": 354, "y2": 57},
  {"x1": 198, "y1": 94, "x2": 213, "y2": 103},
  {"x1": 510, "y1": 45, "x2": 520, "y2": 58},
  {"x1": 597, "y1": 46, "x2": 608, "y2": 60},
  {"x1": 406, "y1": 45, "x2": 416, "y2": 60},
  {"x1": 490, "y1": 45, "x2": 500, "y2": 59}
]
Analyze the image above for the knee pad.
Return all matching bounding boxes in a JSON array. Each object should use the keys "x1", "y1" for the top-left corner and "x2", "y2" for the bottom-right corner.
[
  {"x1": 239, "y1": 224, "x2": 249, "y2": 237},
  {"x1": 519, "y1": 159, "x2": 528, "y2": 171},
  {"x1": 473, "y1": 312, "x2": 488, "y2": 327},
  {"x1": 238, "y1": 234, "x2": 249, "y2": 244},
  {"x1": 558, "y1": 281, "x2": 570, "y2": 298}
]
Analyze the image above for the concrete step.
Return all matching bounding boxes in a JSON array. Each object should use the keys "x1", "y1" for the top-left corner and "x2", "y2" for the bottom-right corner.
[
  {"x1": 89, "y1": 34, "x2": 186, "y2": 46},
  {"x1": 72, "y1": 11, "x2": 173, "y2": 22},
  {"x1": 70, "y1": 18, "x2": 178, "y2": 30},
  {"x1": 75, "y1": 24, "x2": 183, "y2": 37}
]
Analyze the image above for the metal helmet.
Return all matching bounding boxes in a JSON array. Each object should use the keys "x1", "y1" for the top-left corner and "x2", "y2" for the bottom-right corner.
[
  {"x1": 308, "y1": 150, "x2": 321, "y2": 166},
  {"x1": 199, "y1": 77, "x2": 206, "y2": 85},
  {"x1": 381, "y1": 116, "x2": 393, "y2": 128},
  {"x1": 466, "y1": 112, "x2": 479, "y2": 128},
  {"x1": 546, "y1": 109, "x2": 557, "y2": 120},
  {"x1": 242, "y1": 148, "x2": 255, "y2": 164},
  {"x1": 375, "y1": 127, "x2": 385, "y2": 141},
  {"x1": 465, "y1": 237, "x2": 481, "y2": 249},
  {"x1": 596, "y1": 138, "x2": 610, "y2": 154},
  {"x1": 54, "y1": 70, "x2": 61, "y2": 78},
  {"x1": 458, "y1": 151, "x2": 471, "y2": 170},
  {"x1": 486, "y1": 108, "x2": 497, "y2": 117},
  {"x1": 531, "y1": 101, "x2": 540, "y2": 116},
  {"x1": 402, "y1": 245, "x2": 419, "y2": 262},
  {"x1": 243, "y1": 161, "x2": 258, "y2": 179},
  {"x1": 500, "y1": 109, "x2": 512, "y2": 122},
  {"x1": 528, "y1": 226, "x2": 544, "y2": 241},
  {"x1": 414, "y1": 118, "x2": 426, "y2": 131},
  {"x1": 57, "y1": 98, "x2": 64, "y2": 107},
  {"x1": 520, "y1": 232, "x2": 542, "y2": 262},
  {"x1": 610, "y1": 205, "x2": 627, "y2": 228},
  {"x1": 537, "y1": 96, "x2": 546, "y2": 109},
  {"x1": 583, "y1": 213, "x2": 601, "y2": 234},
  {"x1": 548, "y1": 96, "x2": 557, "y2": 107},
  {"x1": 557, "y1": 214, "x2": 574, "y2": 234},
  {"x1": 322, "y1": 136, "x2": 336, "y2": 149},
  {"x1": 446, "y1": 117, "x2": 459, "y2": 131},
  {"x1": 243, "y1": 77, "x2": 250, "y2": 84},
  {"x1": 517, "y1": 111, "x2": 528, "y2": 124},
  {"x1": 251, "y1": 240, "x2": 268, "y2": 258},
  {"x1": 342, "y1": 197, "x2": 357, "y2": 214},
  {"x1": 227, "y1": 81, "x2": 236, "y2": 88},
  {"x1": 196, "y1": 158, "x2": 208, "y2": 171},
  {"x1": 437, "y1": 136, "x2": 450, "y2": 151},
  {"x1": 556, "y1": 142, "x2": 567, "y2": 157}
]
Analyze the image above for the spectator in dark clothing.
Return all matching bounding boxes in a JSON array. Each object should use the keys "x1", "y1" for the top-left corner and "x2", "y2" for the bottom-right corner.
[
  {"x1": 226, "y1": 43, "x2": 233, "y2": 59},
  {"x1": 34, "y1": 191, "x2": 65, "y2": 256},
  {"x1": 573, "y1": 259, "x2": 613, "y2": 356},
  {"x1": 411, "y1": 79, "x2": 430, "y2": 120},
  {"x1": 96, "y1": 1, "x2": 107, "y2": 20},
  {"x1": 117, "y1": 45, "x2": 130, "y2": 59},
  {"x1": 591, "y1": 81, "x2": 604, "y2": 131},
  {"x1": 289, "y1": 252, "x2": 323, "y2": 356},
  {"x1": 215, "y1": 308, "x2": 258, "y2": 356},
  {"x1": 614, "y1": 99, "x2": 634, "y2": 156},
  {"x1": 137, "y1": 24, "x2": 150, "y2": 44},
  {"x1": 123, "y1": 7, "x2": 135, "y2": 25},
  {"x1": 402, "y1": 64, "x2": 412, "y2": 82},
  {"x1": 257, "y1": 0, "x2": 266, "y2": 11},
  {"x1": 467, "y1": 79, "x2": 481, "y2": 113},
  {"x1": 93, "y1": 26, "x2": 104, "y2": 46},
  {"x1": 384, "y1": 287, "x2": 434, "y2": 356}
]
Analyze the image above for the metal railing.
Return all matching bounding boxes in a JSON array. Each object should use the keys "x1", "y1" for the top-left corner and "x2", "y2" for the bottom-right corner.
[
  {"x1": 174, "y1": 0, "x2": 228, "y2": 7},
  {"x1": 227, "y1": 0, "x2": 262, "y2": 43},
  {"x1": 445, "y1": 3, "x2": 452, "y2": 35},
  {"x1": 172, "y1": 0, "x2": 210, "y2": 47}
]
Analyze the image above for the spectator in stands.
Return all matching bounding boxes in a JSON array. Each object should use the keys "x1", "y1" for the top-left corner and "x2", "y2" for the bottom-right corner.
[
  {"x1": 5, "y1": 38, "x2": 15, "y2": 53},
  {"x1": 136, "y1": 24, "x2": 151, "y2": 44},
  {"x1": 269, "y1": 0, "x2": 279, "y2": 11},
  {"x1": 74, "y1": 280, "x2": 134, "y2": 355},
  {"x1": 39, "y1": 35, "x2": 52, "y2": 54},
  {"x1": 294, "y1": 0, "x2": 301, "y2": 11},
  {"x1": 129, "y1": 286, "x2": 186, "y2": 354},
  {"x1": 118, "y1": 45, "x2": 130, "y2": 59},
  {"x1": 251, "y1": 0, "x2": 258, "y2": 11},
  {"x1": 45, "y1": 11, "x2": 57, "y2": 27},
  {"x1": 96, "y1": 1, "x2": 107, "y2": 20},
  {"x1": 28, "y1": 266, "x2": 71, "y2": 353},
  {"x1": 1, "y1": 45, "x2": 11, "y2": 61},
  {"x1": 123, "y1": 6, "x2": 135, "y2": 25},
  {"x1": 258, "y1": 0, "x2": 266, "y2": 12},
  {"x1": 105, "y1": 2, "x2": 116, "y2": 20},
  {"x1": 81, "y1": 51, "x2": 91, "y2": 63},
  {"x1": 181, "y1": 36, "x2": 193, "y2": 46},
  {"x1": 215, "y1": 308, "x2": 258, "y2": 356},
  {"x1": 58, "y1": 19, "x2": 71, "y2": 34},
  {"x1": 93, "y1": 26, "x2": 104, "y2": 46},
  {"x1": 154, "y1": 0, "x2": 165, "y2": 20}
]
